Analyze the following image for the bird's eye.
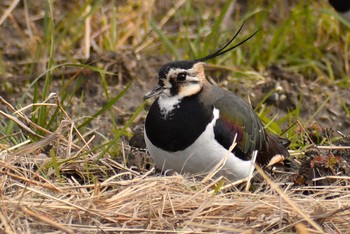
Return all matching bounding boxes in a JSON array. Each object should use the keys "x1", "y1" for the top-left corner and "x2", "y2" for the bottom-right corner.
[{"x1": 177, "y1": 72, "x2": 187, "y2": 82}]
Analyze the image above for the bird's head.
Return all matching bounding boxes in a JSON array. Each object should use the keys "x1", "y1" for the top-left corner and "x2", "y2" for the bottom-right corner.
[
  {"x1": 144, "y1": 23, "x2": 258, "y2": 100},
  {"x1": 144, "y1": 60, "x2": 206, "y2": 99}
]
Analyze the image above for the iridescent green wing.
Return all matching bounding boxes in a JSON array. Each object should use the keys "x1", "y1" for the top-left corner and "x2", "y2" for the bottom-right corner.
[{"x1": 211, "y1": 86, "x2": 266, "y2": 161}]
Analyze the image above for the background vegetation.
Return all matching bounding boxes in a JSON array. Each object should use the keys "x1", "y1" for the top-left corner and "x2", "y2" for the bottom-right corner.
[{"x1": 0, "y1": 0, "x2": 349, "y2": 233}]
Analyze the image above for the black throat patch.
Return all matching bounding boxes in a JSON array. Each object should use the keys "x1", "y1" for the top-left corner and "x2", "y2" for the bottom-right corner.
[{"x1": 145, "y1": 95, "x2": 213, "y2": 152}]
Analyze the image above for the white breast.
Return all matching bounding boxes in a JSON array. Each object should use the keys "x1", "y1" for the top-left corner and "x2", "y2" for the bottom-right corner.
[
  {"x1": 158, "y1": 95, "x2": 181, "y2": 119},
  {"x1": 144, "y1": 108, "x2": 253, "y2": 181}
]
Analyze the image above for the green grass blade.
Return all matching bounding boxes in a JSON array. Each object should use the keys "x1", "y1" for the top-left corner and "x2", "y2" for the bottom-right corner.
[
  {"x1": 150, "y1": 19, "x2": 180, "y2": 59},
  {"x1": 77, "y1": 81, "x2": 133, "y2": 130},
  {"x1": 94, "y1": 100, "x2": 146, "y2": 162},
  {"x1": 202, "y1": 0, "x2": 235, "y2": 57}
]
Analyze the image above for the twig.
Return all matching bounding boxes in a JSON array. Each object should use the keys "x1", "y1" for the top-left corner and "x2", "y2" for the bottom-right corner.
[
  {"x1": 316, "y1": 145, "x2": 350, "y2": 150},
  {"x1": 255, "y1": 165, "x2": 325, "y2": 233},
  {"x1": 0, "y1": 0, "x2": 20, "y2": 26},
  {"x1": 20, "y1": 206, "x2": 75, "y2": 234},
  {"x1": 245, "y1": 150, "x2": 257, "y2": 191}
]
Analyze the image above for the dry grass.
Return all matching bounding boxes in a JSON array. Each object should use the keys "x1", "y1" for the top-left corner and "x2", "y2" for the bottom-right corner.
[
  {"x1": 1, "y1": 149, "x2": 350, "y2": 233},
  {"x1": 1, "y1": 99, "x2": 350, "y2": 233}
]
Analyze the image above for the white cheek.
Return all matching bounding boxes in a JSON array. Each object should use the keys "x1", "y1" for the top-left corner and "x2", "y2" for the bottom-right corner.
[{"x1": 179, "y1": 83, "x2": 201, "y2": 97}]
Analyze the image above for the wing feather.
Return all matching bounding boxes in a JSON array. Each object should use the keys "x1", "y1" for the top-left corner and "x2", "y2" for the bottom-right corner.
[{"x1": 210, "y1": 86, "x2": 267, "y2": 161}]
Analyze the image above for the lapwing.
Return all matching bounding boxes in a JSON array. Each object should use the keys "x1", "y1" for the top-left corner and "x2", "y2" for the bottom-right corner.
[
  {"x1": 329, "y1": 0, "x2": 350, "y2": 23},
  {"x1": 144, "y1": 25, "x2": 290, "y2": 181}
]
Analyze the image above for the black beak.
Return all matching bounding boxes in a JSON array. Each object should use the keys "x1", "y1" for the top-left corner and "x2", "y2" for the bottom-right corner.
[{"x1": 144, "y1": 85, "x2": 164, "y2": 99}]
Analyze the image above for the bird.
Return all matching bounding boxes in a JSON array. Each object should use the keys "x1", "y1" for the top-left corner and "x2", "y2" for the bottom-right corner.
[
  {"x1": 328, "y1": 0, "x2": 350, "y2": 23},
  {"x1": 143, "y1": 24, "x2": 290, "y2": 181}
]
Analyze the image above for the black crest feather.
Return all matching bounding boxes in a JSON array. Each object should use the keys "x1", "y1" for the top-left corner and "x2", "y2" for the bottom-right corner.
[{"x1": 195, "y1": 23, "x2": 259, "y2": 62}]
